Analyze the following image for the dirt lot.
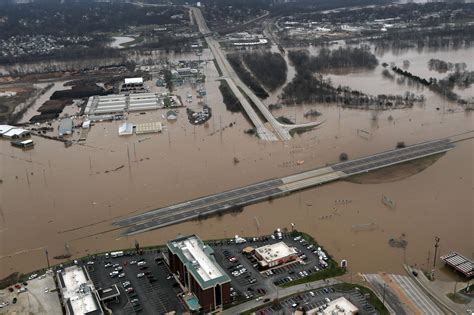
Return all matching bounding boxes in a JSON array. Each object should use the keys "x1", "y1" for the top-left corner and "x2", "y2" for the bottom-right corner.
[
  {"x1": 0, "y1": 85, "x2": 36, "y2": 122},
  {"x1": 0, "y1": 273, "x2": 62, "y2": 314}
]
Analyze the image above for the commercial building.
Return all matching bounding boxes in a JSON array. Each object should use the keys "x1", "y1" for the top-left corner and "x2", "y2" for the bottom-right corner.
[
  {"x1": 319, "y1": 297, "x2": 359, "y2": 315},
  {"x1": 440, "y1": 252, "x2": 473, "y2": 278},
  {"x1": 85, "y1": 93, "x2": 163, "y2": 116},
  {"x1": 121, "y1": 77, "x2": 147, "y2": 94},
  {"x1": 254, "y1": 242, "x2": 298, "y2": 268},
  {"x1": 0, "y1": 125, "x2": 31, "y2": 139},
  {"x1": 59, "y1": 118, "x2": 73, "y2": 137},
  {"x1": 128, "y1": 93, "x2": 161, "y2": 112},
  {"x1": 57, "y1": 265, "x2": 104, "y2": 315},
  {"x1": 167, "y1": 235, "x2": 231, "y2": 313}
]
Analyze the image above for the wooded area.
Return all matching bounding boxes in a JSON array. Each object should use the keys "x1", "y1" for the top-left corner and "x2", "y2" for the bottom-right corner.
[{"x1": 242, "y1": 51, "x2": 287, "y2": 91}]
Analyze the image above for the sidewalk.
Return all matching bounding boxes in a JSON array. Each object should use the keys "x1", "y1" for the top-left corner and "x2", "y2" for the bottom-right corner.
[
  {"x1": 404, "y1": 264, "x2": 469, "y2": 314},
  {"x1": 221, "y1": 278, "x2": 341, "y2": 314}
]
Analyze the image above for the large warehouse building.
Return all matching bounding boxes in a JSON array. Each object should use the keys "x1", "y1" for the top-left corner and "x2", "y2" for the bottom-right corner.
[
  {"x1": 254, "y1": 242, "x2": 298, "y2": 268},
  {"x1": 167, "y1": 235, "x2": 231, "y2": 313}
]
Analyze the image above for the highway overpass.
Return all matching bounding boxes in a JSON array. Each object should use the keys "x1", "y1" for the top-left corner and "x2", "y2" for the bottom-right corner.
[{"x1": 191, "y1": 7, "x2": 323, "y2": 141}]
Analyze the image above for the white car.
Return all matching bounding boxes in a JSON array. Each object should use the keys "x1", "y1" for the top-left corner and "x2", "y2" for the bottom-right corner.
[
  {"x1": 118, "y1": 273, "x2": 125, "y2": 278},
  {"x1": 18, "y1": 288, "x2": 27, "y2": 293},
  {"x1": 137, "y1": 273, "x2": 145, "y2": 278},
  {"x1": 28, "y1": 273, "x2": 38, "y2": 280},
  {"x1": 110, "y1": 271, "x2": 119, "y2": 277},
  {"x1": 137, "y1": 261, "x2": 146, "y2": 267},
  {"x1": 122, "y1": 281, "x2": 131, "y2": 288},
  {"x1": 87, "y1": 261, "x2": 95, "y2": 265},
  {"x1": 0, "y1": 302, "x2": 9, "y2": 308}
]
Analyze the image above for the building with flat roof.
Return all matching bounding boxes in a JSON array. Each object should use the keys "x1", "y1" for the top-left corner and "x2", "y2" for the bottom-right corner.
[
  {"x1": 59, "y1": 118, "x2": 73, "y2": 137},
  {"x1": 167, "y1": 235, "x2": 231, "y2": 313},
  {"x1": 317, "y1": 297, "x2": 359, "y2": 314},
  {"x1": 254, "y1": 242, "x2": 298, "y2": 268},
  {"x1": 57, "y1": 265, "x2": 104, "y2": 315},
  {"x1": 440, "y1": 252, "x2": 473, "y2": 278}
]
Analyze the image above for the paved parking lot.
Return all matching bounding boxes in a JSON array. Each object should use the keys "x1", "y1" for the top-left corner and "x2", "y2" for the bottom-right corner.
[
  {"x1": 84, "y1": 251, "x2": 186, "y2": 315},
  {"x1": 209, "y1": 232, "x2": 335, "y2": 306},
  {"x1": 257, "y1": 286, "x2": 377, "y2": 314}
]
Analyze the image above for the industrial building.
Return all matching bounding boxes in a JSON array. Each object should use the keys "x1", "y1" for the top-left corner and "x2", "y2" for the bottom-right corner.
[
  {"x1": 254, "y1": 242, "x2": 298, "y2": 268},
  {"x1": 120, "y1": 77, "x2": 147, "y2": 94},
  {"x1": 57, "y1": 265, "x2": 104, "y2": 315},
  {"x1": 167, "y1": 235, "x2": 231, "y2": 313},
  {"x1": 84, "y1": 93, "x2": 163, "y2": 116},
  {"x1": 58, "y1": 118, "x2": 73, "y2": 137},
  {"x1": 128, "y1": 93, "x2": 162, "y2": 112},
  {"x1": 0, "y1": 125, "x2": 31, "y2": 139}
]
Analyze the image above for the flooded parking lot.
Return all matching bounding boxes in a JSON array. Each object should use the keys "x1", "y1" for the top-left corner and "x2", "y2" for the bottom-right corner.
[{"x1": 0, "y1": 45, "x2": 472, "y2": 281}]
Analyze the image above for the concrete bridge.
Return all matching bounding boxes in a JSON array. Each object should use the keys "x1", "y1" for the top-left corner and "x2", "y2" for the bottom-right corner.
[{"x1": 113, "y1": 138, "x2": 455, "y2": 236}]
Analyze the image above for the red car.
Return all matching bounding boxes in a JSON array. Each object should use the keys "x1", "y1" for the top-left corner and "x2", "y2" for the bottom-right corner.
[{"x1": 14, "y1": 284, "x2": 21, "y2": 289}]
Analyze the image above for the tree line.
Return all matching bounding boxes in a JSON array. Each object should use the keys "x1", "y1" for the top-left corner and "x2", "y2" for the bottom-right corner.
[
  {"x1": 289, "y1": 47, "x2": 378, "y2": 73},
  {"x1": 242, "y1": 51, "x2": 287, "y2": 91},
  {"x1": 281, "y1": 48, "x2": 422, "y2": 109},
  {"x1": 227, "y1": 53, "x2": 269, "y2": 99}
]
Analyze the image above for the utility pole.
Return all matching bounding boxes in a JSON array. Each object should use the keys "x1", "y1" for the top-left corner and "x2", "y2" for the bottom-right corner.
[
  {"x1": 433, "y1": 236, "x2": 440, "y2": 269},
  {"x1": 382, "y1": 282, "x2": 386, "y2": 306},
  {"x1": 254, "y1": 216, "x2": 260, "y2": 237},
  {"x1": 44, "y1": 248, "x2": 50, "y2": 268}
]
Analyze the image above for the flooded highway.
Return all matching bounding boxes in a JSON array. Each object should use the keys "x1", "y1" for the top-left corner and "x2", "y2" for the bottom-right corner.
[{"x1": 0, "y1": 44, "x2": 472, "y2": 281}]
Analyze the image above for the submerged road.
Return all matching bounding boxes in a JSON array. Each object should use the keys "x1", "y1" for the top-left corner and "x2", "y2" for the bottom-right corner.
[{"x1": 114, "y1": 138, "x2": 455, "y2": 236}]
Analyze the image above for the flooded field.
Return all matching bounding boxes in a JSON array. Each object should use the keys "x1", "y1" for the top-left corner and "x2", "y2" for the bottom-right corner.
[
  {"x1": 109, "y1": 36, "x2": 136, "y2": 49},
  {"x1": 0, "y1": 45, "x2": 472, "y2": 281}
]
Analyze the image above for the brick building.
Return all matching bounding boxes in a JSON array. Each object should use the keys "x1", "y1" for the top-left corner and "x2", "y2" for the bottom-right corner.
[{"x1": 167, "y1": 235, "x2": 231, "y2": 313}]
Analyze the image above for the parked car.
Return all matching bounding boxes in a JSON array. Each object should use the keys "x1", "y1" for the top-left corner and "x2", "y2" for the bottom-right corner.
[
  {"x1": 110, "y1": 271, "x2": 119, "y2": 277},
  {"x1": 137, "y1": 273, "x2": 145, "y2": 278}
]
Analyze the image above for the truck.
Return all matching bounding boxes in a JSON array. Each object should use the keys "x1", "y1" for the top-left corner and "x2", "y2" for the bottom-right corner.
[{"x1": 110, "y1": 251, "x2": 124, "y2": 258}]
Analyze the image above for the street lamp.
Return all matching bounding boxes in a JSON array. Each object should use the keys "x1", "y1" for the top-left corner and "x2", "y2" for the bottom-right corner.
[{"x1": 433, "y1": 236, "x2": 440, "y2": 269}]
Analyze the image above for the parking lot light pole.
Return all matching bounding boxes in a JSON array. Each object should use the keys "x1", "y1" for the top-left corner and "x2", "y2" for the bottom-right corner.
[
  {"x1": 44, "y1": 248, "x2": 50, "y2": 268},
  {"x1": 433, "y1": 236, "x2": 440, "y2": 269},
  {"x1": 382, "y1": 283, "x2": 386, "y2": 306}
]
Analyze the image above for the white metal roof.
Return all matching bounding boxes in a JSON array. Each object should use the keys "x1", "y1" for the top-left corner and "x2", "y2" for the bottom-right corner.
[
  {"x1": 0, "y1": 125, "x2": 14, "y2": 134},
  {"x1": 124, "y1": 77, "x2": 143, "y2": 84},
  {"x1": 3, "y1": 128, "x2": 29, "y2": 137},
  {"x1": 118, "y1": 123, "x2": 134, "y2": 136}
]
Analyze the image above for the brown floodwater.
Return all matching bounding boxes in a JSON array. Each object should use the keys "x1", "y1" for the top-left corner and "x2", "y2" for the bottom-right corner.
[{"x1": 0, "y1": 45, "x2": 472, "y2": 281}]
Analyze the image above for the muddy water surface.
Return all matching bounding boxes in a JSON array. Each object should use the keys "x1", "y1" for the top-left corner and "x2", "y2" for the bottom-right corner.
[{"x1": 0, "y1": 46, "x2": 472, "y2": 281}]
